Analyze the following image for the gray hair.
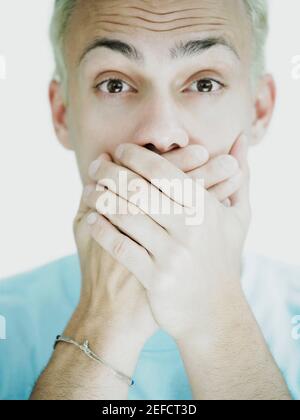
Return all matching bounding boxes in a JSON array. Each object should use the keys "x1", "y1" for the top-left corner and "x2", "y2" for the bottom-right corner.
[{"x1": 50, "y1": 0, "x2": 268, "y2": 92}]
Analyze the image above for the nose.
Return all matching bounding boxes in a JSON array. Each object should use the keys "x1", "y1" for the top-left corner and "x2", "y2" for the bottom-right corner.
[{"x1": 131, "y1": 98, "x2": 189, "y2": 154}]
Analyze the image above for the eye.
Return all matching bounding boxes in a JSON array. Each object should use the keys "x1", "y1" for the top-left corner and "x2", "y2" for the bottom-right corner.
[
  {"x1": 96, "y1": 78, "x2": 133, "y2": 95},
  {"x1": 187, "y1": 78, "x2": 224, "y2": 94}
]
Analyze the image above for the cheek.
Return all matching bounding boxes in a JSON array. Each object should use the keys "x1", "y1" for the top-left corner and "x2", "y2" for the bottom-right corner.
[
  {"x1": 69, "y1": 101, "x2": 136, "y2": 182},
  {"x1": 187, "y1": 91, "x2": 252, "y2": 156},
  {"x1": 82, "y1": 105, "x2": 136, "y2": 152}
]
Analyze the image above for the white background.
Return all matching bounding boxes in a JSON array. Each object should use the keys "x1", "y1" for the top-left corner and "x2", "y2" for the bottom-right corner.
[{"x1": 0, "y1": 0, "x2": 299, "y2": 279}]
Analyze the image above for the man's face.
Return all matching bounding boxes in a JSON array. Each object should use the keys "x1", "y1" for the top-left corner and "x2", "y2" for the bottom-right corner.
[{"x1": 62, "y1": 0, "x2": 256, "y2": 183}]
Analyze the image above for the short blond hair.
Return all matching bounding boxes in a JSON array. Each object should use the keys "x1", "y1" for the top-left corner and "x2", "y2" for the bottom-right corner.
[{"x1": 50, "y1": 0, "x2": 268, "y2": 87}]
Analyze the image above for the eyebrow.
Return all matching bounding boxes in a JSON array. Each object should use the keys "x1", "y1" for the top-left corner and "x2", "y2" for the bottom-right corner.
[{"x1": 78, "y1": 36, "x2": 239, "y2": 65}]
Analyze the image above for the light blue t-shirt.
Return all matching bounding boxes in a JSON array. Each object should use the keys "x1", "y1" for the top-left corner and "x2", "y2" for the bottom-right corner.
[{"x1": 0, "y1": 253, "x2": 299, "y2": 400}]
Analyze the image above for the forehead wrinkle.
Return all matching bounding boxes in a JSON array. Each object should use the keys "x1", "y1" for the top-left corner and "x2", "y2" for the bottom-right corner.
[
  {"x1": 96, "y1": 15, "x2": 229, "y2": 25},
  {"x1": 84, "y1": 6, "x2": 232, "y2": 32},
  {"x1": 112, "y1": 6, "x2": 228, "y2": 16},
  {"x1": 73, "y1": 0, "x2": 234, "y2": 32},
  {"x1": 84, "y1": 0, "x2": 237, "y2": 19},
  {"x1": 91, "y1": 19, "x2": 231, "y2": 34},
  {"x1": 68, "y1": 0, "x2": 249, "y2": 73},
  {"x1": 73, "y1": 0, "x2": 245, "y2": 21}
]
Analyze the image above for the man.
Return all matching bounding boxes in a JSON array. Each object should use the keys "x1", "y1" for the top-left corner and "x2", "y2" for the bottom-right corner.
[{"x1": 0, "y1": 0, "x2": 299, "y2": 400}]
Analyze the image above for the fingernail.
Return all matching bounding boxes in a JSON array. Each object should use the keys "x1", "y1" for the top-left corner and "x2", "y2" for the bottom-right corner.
[
  {"x1": 86, "y1": 212, "x2": 98, "y2": 226},
  {"x1": 89, "y1": 159, "x2": 102, "y2": 177},
  {"x1": 115, "y1": 144, "x2": 125, "y2": 160},
  {"x1": 196, "y1": 146, "x2": 209, "y2": 161},
  {"x1": 220, "y1": 155, "x2": 238, "y2": 171},
  {"x1": 88, "y1": 154, "x2": 110, "y2": 177}
]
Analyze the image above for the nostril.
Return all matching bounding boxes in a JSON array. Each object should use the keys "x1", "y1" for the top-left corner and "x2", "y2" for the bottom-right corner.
[
  {"x1": 144, "y1": 143, "x2": 162, "y2": 154},
  {"x1": 145, "y1": 143, "x2": 155, "y2": 151},
  {"x1": 144, "y1": 142, "x2": 181, "y2": 155}
]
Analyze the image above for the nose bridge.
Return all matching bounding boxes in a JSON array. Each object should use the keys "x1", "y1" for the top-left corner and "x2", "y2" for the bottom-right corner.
[{"x1": 132, "y1": 91, "x2": 189, "y2": 153}]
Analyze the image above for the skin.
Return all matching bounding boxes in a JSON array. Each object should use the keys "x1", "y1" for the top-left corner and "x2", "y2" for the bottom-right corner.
[{"x1": 31, "y1": 0, "x2": 291, "y2": 400}]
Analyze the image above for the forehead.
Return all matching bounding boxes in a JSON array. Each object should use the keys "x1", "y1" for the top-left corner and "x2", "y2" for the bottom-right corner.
[{"x1": 65, "y1": 0, "x2": 251, "y2": 69}]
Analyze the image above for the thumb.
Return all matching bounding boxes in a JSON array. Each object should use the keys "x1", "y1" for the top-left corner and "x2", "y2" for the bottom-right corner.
[
  {"x1": 74, "y1": 152, "x2": 113, "y2": 252},
  {"x1": 229, "y1": 134, "x2": 251, "y2": 224}
]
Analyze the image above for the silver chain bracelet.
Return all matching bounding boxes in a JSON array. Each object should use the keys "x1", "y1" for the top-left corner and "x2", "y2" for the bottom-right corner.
[{"x1": 54, "y1": 335, "x2": 135, "y2": 387}]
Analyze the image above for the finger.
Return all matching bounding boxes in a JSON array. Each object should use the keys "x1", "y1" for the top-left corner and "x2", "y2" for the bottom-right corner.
[
  {"x1": 162, "y1": 145, "x2": 209, "y2": 172},
  {"x1": 86, "y1": 211, "x2": 153, "y2": 289},
  {"x1": 187, "y1": 154, "x2": 239, "y2": 189},
  {"x1": 83, "y1": 184, "x2": 173, "y2": 259},
  {"x1": 75, "y1": 152, "x2": 112, "y2": 253},
  {"x1": 229, "y1": 134, "x2": 251, "y2": 223},
  {"x1": 73, "y1": 188, "x2": 96, "y2": 255},
  {"x1": 208, "y1": 170, "x2": 243, "y2": 203},
  {"x1": 87, "y1": 158, "x2": 186, "y2": 231},
  {"x1": 88, "y1": 153, "x2": 112, "y2": 178},
  {"x1": 96, "y1": 152, "x2": 113, "y2": 162},
  {"x1": 112, "y1": 143, "x2": 194, "y2": 207}
]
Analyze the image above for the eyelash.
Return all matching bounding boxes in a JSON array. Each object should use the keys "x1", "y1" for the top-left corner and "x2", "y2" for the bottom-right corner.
[{"x1": 95, "y1": 76, "x2": 225, "y2": 97}]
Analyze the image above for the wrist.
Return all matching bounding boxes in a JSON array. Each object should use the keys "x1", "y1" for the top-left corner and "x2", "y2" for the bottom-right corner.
[
  {"x1": 60, "y1": 302, "x2": 147, "y2": 379},
  {"x1": 175, "y1": 286, "x2": 252, "y2": 350}
]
